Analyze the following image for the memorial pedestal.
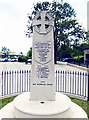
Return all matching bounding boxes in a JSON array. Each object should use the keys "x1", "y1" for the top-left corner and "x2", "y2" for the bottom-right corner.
[{"x1": 0, "y1": 92, "x2": 88, "y2": 118}]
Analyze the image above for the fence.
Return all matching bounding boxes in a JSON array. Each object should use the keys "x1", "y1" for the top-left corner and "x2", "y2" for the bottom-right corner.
[
  {"x1": 55, "y1": 70, "x2": 88, "y2": 101},
  {"x1": 0, "y1": 70, "x2": 89, "y2": 101},
  {"x1": 1, "y1": 70, "x2": 31, "y2": 98}
]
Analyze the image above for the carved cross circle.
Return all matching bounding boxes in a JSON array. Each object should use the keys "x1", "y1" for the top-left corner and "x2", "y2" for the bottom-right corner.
[{"x1": 33, "y1": 11, "x2": 54, "y2": 34}]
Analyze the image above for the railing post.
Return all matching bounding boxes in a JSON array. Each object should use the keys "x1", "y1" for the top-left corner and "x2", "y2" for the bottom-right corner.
[
  {"x1": 55, "y1": 70, "x2": 57, "y2": 92},
  {"x1": 4, "y1": 71, "x2": 6, "y2": 95},
  {"x1": 2, "y1": 71, "x2": 3, "y2": 96}
]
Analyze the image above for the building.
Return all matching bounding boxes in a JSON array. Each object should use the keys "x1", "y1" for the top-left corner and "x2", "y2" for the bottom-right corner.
[
  {"x1": 8, "y1": 52, "x2": 22, "y2": 59},
  {"x1": 0, "y1": 51, "x2": 22, "y2": 59}
]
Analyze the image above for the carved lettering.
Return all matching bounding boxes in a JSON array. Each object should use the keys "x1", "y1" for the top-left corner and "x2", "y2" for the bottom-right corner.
[
  {"x1": 34, "y1": 42, "x2": 51, "y2": 63},
  {"x1": 36, "y1": 65, "x2": 49, "y2": 78}
]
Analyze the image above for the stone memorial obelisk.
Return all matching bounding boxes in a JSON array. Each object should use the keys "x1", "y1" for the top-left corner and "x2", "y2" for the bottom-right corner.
[
  {"x1": 0, "y1": 11, "x2": 87, "y2": 119},
  {"x1": 30, "y1": 11, "x2": 55, "y2": 100}
]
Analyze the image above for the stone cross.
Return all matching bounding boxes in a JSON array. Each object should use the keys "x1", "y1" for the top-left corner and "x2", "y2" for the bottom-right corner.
[
  {"x1": 33, "y1": 11, "x2": 53, "y2": 34},
  {"x1": 30, "y1": 11, "x2": 55, "y2": 101}
]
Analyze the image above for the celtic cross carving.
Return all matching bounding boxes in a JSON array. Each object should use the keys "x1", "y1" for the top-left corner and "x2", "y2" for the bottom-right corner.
[{"x1": 33, "y1": 11, "x2": 54, "y2": 34}]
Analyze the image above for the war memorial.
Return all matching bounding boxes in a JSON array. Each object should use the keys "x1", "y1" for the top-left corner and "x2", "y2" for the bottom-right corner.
[{"x1": 0, "y1": 11, "x2": 88, "y2": 118}]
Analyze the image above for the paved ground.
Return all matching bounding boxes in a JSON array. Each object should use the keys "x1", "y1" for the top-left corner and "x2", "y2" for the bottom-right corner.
[
  {"x1": 0, "y1": 62, "x2": 86, "y2": 74},
  {"x1": 0, "y1": 62, "x2": 31, "y2": 74},
  {"x1": 55, "y1": 64, "x2": 86, "y2": 72}
]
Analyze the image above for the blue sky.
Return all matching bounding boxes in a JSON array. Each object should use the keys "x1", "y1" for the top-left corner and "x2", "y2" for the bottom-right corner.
[{"x1": 0, "y1": 0, "x2": 88, "y2": 54}]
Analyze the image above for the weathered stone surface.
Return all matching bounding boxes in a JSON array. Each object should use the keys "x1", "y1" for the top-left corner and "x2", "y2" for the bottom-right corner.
[{"x1": 30, "y1": 11, "x2": 55, "y2": 100}]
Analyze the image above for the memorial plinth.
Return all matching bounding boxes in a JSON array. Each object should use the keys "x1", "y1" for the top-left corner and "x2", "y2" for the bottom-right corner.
[
  {"x1": 0, "y1": 11, "x2": 88, "y2": 119},
  {"x1": 0, "y1": 92, "x2": 87, "y2": 118}
]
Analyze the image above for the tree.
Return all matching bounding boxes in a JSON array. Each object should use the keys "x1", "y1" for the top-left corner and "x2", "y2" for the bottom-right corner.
[
  {"x1": 80, "y1": 43, "x2": 89, "y2": 49},
  {"x1": 1, "y1": 47, "x2": 10, "y2": 58},
  {"x1": 18, "y1": 55, "x2": 27, "y2": 62},
  {"x1": 59, "y1": 44, "x2": 72, "y2": 59},
  {"x1": 26, "y1": 1, "x2": 86, "y2": 63},
  {"x1": 85, "y1": 30, "x2": 89, "y2": 44},
  {"x1": 27, "y1": 47, "x2": 32, "y2": 59}
]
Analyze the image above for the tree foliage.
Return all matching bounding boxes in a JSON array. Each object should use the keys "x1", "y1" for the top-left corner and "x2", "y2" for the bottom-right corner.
[
  {"x1": 1, "y1": 47, "x2": 10, "y2": 58},
  {"x1": 85, "y1": 30, "x2": 89, "y2": 44},
  {"x1": 27, "y1": 47, "x2": 32, "y2": 59},
  {"x1": 26, "y1": 1, "x2": 86, "y2": 61}
]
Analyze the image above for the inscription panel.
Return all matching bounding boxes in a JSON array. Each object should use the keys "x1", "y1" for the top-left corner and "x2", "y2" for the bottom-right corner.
[
  {"x1": 36, "y1": 65, "x2": 49, "y2": 78},
  {"x1": 34, "y1": 41, "x2": 52, "y2": 64}
]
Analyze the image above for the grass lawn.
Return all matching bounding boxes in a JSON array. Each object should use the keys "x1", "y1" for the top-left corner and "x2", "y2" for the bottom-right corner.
[
  {"x1": 0, "y1": 96, "x2": 16, "y2": 109},
  {"x1": 0, "y1": 95, "x2": 89, "y2": 118},
  {"x1": 70, "y1": 96, "x2": 89, "y2": 118}
]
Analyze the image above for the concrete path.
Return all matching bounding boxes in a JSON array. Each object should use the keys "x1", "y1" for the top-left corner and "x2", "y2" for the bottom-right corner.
[
  {"x1": 0, "y1": 62, "x2": 31, "y2": 74},
  {"x1": 0, "y1": 62, "x2": 86, "y2": 74}
]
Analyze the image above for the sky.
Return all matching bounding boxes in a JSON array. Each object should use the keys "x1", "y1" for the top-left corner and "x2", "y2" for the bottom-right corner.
[{"x1": 0, "y1": 0, "x2": 88, "y2": 54}]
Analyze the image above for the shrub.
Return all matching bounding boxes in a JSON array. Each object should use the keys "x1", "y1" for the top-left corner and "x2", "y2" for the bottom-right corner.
[{"x1": 18, "y1": 55, "x2": 27, "y2": 62}]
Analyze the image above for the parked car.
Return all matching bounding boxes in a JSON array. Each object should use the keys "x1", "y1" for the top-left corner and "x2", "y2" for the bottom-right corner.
[
  {"x1": 1, "y1": 58, "x2": 8, "y2": 62},
  {"x1": 25, "y1": 59, "x2": 32, "y2": 64},
  {"x1": 62, "y1": 58, "x2": 75, "y2": 63},
  {"x1": 11, "y1": 58, "x2": 18, "y2": 62}
]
